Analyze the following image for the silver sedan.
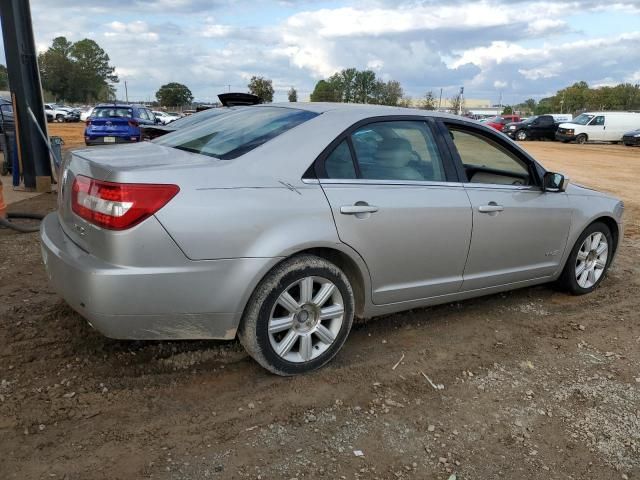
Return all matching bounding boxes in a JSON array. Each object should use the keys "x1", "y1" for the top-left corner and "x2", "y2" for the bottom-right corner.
[{"x1": 41, "y1": 103, "x2": 624, "y2": 375}]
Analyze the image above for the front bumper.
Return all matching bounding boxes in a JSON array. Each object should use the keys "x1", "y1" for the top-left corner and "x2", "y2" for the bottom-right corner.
[
  {"x1": 555, "y1": 132, "x2": 576, "y2": 142},
  {"x1": 40, "y1": 213, "x2": 278, "y2": 340},
  {"x1": 505, "y1": 129, "x2": 517, "y2": 139}
]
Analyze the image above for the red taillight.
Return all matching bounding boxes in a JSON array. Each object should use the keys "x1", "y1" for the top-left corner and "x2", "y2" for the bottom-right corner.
[
  {"x1": 128, "y1": 120, "x2": 139, "y2": 128},
  {"x1": 71, "y1": 175, "x2": 179, "y2": 230},
  {"x1": 85, "y1": 119, "x2": 91, "y2": 126}
]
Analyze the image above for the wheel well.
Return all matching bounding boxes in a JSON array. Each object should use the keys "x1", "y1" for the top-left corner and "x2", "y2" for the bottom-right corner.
[
  {"x1": 297, "y1": 247, "x2": 367, "y2": 318},
  {"x1": 591, "y1": 216, "x2": 619, "y2": 255}
]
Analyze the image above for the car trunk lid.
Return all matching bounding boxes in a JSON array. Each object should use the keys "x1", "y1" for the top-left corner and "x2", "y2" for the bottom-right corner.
[{"x1": 57, "y1": 142, "x2": 212, "y2": 253}]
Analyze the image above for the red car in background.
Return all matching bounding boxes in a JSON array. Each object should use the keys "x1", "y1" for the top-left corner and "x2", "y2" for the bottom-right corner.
[{"x1": 485, "y1": 115, "x2": 521, "y2": 132}]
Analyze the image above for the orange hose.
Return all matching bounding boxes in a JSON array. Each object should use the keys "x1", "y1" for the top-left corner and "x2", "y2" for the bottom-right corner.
[{"x1": 0, "y1": 181, "x2": 6, "y2": 219}]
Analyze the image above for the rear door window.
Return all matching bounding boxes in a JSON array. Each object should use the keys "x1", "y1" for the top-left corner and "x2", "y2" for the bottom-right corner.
[
  {"x1": 351, "y1": 121, "x2": 446, "y2": 182},
  {"x1": 155, "y1": 107, "x2": 318, "y2": 160}
]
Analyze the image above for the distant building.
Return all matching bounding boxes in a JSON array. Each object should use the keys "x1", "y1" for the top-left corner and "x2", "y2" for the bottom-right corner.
[{"x1": 408, "y1": 97, "x2": 498, "y2": 115}]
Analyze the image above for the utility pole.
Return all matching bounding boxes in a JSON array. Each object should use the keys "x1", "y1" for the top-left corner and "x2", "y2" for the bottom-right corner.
[
  {"x1": 124, "y1": 80, "x2": 129, "y2": 103},
  {"x1": 0, "y1": 0, "x2": 51, "y2": 191},
  {"x1": 458, "y1": 86, "x2": 464, "y2": 116},
  {"x1": 438, "y1": 88, "x2": 443, "y2": 110}
]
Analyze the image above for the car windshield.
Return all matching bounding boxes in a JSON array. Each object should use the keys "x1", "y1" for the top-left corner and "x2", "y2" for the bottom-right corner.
[
  {"x1": 521, "y1": 116, "x2": 538, "y2": 124},
  {"x1": 486, "y1": 116, "x2": 503, "y2": 123},
  {"x1": 155, "y1": 106, "x2": 318, "y2": 160},
  {"x1": 166, "y1": 108, "x2": 231, "y2": 129},
  {"x1": 93, "y1": 107, "x2": 133, "y2": 119},
  {"x1": 571, "y1": 113, "x2": 595, "y2": 125}
]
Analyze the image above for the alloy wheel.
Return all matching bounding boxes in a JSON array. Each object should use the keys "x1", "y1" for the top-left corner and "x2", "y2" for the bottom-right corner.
[
  {"x1": 575, "y1": 232, "x2": 608, "y2": 289},
  {"x1": 268, "y1": 276, "x2": 344, "y2": 363}
]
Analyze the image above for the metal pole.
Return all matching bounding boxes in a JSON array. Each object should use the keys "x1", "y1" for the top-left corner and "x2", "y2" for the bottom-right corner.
[
  {"x1": 438, "y1": 88, "x2": 442, "y2": 110},
  {"x1": 0, "y1": 0, "x2": 51, "y2": 191},
  {"x1": 124, "y1": 80, "x2": 129, "y2": 103}
]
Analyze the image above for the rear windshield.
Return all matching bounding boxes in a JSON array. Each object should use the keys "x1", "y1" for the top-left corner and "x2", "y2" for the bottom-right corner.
[
  {"x1": 93, "y1": 107, "x2": 133, "y2": 119},
  {"x1": 168, "y1": 108, "x2": 231, "y2": 129},
  {"x1": 155, "y1": 107, "x2": 318, "y2": 160}
]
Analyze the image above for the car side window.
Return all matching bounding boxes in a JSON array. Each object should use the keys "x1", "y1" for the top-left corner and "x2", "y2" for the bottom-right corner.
[
  {"x1": 325, "y1": 140, "x2": 357, "y2": 179},
  {"x1": 446, "y1": 126, "x2": 531, "y2": 186},
  {"x1": 350, "y1": 121, "x2": 446, "y2": 182},
  {"x1": 138, "y1": 109, "x2": 149, "y2": 121},
  {"x1": 591, "y1": 116, "x2": 605, "y2": 126}
]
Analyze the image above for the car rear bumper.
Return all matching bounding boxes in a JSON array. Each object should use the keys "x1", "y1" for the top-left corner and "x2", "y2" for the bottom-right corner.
[
  {"x1": 84, "y1": 135, "x2": 141, "y2": 146},
  {"x1": 40, "y1": 213, "x2": 278, "y2": 340},
  {"x1": 555, "y1": 132, "x2": 576, "y2": 142}
]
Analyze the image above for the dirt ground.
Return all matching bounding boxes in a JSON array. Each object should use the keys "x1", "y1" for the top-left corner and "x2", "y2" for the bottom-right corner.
[{"x1": 1, "y1": 130, "x2": 640, "y2": 480}]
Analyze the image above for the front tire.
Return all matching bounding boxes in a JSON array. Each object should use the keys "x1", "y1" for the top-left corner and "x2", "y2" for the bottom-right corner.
[
  {"x1": 56, "y1": 114, "x2": 64, "y2": 123},
  {"x1": 238, "y1": 254, "x2": 355, "y2": 376},
  {"x1": 516, "y1": 130, "x2": 528, "y2": 141},
  {"x1": 557, "y1": 222, "x2": 613, "y2": 295}
]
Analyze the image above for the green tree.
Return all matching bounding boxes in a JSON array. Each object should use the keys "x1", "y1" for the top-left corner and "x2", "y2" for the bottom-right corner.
[
  {"x1": 353, "y1": 70, "x2": 377, "y2": 104},
  {"x1": 38, "y1": 37, "x2": 118, "y2": 103},
  {"x1": 69, "y1": 39, "x2": 118, "y2": 103},
  {"x1": 420, "y1": 91, "x2": 437, "y2": 110},
  {"x1": 502, "y1": 105, "x2": 513, "y2": 115},
  {"x1": 248, "y1": 76, "x2": 274, "y2": 103},
  {"x1": 311, "y1": 68, "x2": 405, "y2": 105},
  {"x1": 375, "y1": 80, "x2": 404, "y2": 106},
  {"x1": 310, "y1": 80, "x2": 339, "y2": 102},
  {"x1": 0, "y1": 64, "x2": 9, "y2": 90},
  {"x1": 522, "y1": 98, "x2": 537, "y2": 115},
  {"x1": 38, "y1": 37, "x2": 74, "y2": 101},
  {"x1": 287, "y1": 87, "x2": 298, "y2": 102},
  {"x1": 155, "y1": 82, "x2": 193, "y2": 107}
]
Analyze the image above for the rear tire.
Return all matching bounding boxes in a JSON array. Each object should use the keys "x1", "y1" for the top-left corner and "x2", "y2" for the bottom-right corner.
[
  {"x1": 238, "y1": 254, "x2": 355, "y2": 376},
  {"x1": 557, "y1": 222, "x2": 613, "y2": 295},
  {"x1": 576, "y1": 134, "x2": 588, "y2": 144}
]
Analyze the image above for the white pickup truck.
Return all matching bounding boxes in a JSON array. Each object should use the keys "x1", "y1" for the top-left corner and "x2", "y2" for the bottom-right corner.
[{"x1": 44, "y1": 103, "x2": 69, "y2": 123}]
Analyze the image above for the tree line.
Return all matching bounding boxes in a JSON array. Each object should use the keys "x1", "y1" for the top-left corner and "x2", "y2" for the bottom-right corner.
[
  {"x1": 27, "y1": 37, "x2": 640, "y2": 112},
  {"x1": 514, "y1": 81, "x2": 640, "y2": 116},
  {"x1": 309, "y1": 68, "x2": 407, "y2": 106}
]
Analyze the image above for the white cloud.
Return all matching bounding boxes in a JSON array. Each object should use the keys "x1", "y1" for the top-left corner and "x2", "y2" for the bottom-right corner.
[{"x1": 6, "y1": 0, "x2": 639, "y2": 103}]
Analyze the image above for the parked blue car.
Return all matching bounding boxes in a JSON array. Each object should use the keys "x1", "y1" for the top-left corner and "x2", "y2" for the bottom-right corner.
[{"x1": 84, "y1": 104, "x2": 159, "y2": 146}]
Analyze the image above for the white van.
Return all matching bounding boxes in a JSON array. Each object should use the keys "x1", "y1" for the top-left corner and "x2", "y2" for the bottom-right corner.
[{"x1": 556, "y1": 112, "x2": 640, "y2": 144}]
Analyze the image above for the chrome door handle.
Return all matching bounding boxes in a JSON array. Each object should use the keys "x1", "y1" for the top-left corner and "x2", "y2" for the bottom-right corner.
[
  {"x1": 478, "y1": 204, "x2": 504, "y2": 213},
  {"x1": 340, "y1": 205, "x2": 379, "y2": 215}
]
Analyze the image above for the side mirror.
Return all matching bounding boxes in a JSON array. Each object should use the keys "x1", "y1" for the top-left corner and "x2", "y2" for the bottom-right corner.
[{"x1": 543, "y1": 172, "x2": 569, "y2": 192}]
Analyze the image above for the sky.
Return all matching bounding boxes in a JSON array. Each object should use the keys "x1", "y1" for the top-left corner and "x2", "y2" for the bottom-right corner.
[{"x1": 2, "y1": 0, "x2": 640, "y2": 104}]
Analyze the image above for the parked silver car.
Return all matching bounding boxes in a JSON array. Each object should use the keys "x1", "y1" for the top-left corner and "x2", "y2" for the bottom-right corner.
[{"x1": 40, "y1": 104, "x2": 624, "y2": 375}]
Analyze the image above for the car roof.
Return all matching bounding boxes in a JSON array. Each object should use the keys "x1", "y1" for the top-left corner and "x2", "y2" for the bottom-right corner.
[
  {"x1": 256, "y1": 102, "x2": 464, "y2": 121},
  {"x1": 96, "y1": 104, "x2": 148, "y2": 109}
]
